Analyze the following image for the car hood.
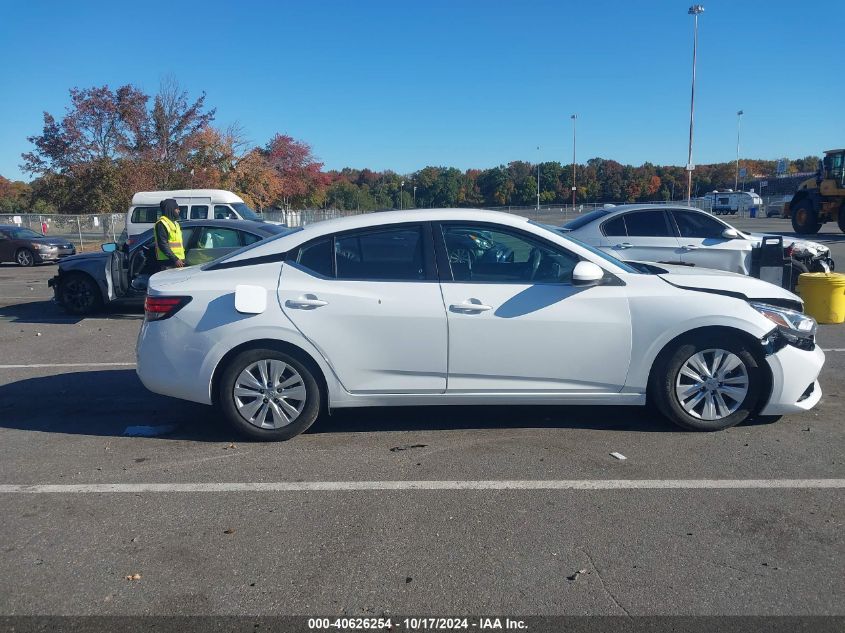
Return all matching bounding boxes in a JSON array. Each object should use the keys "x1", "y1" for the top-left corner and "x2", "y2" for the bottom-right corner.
[
  {"x1": 744, "y1": 232, "x2": 831, "y2": 258},
  {"x1": 58, "y1": 251, "x2": 107, "y2": 265},
  {"x1": 31, "y1": 236, "x2": 75, "y2": 247},
  {"x1": 653, "y1": 263, "x2": 802, "y2": 304}
]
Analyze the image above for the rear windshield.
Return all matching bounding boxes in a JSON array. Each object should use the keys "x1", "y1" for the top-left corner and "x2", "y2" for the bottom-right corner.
[
  {"x1": 561, "y1": 208, "x2": 615, "y2": 231},
  {"x1": 200, "y1": 226, "x2": 303, "y2": 269}
]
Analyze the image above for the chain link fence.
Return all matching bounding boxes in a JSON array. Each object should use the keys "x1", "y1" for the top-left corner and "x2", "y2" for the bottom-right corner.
[{"x1": 1, "y1": 195, "x2": 787, "y2": 251}]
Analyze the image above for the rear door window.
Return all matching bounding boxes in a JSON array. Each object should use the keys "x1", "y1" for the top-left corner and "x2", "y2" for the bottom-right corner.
[
  {"x1": 602, "y1": 216, "x2": 627, "y2": 237},
  {"x1": 295, "y1": 238, "x2": 334, "y2": 277},
  {"x1": 335, "y1": 226, "x2": 426, "y2": 280},
  {"x1": 671, "y1": 210, "x2": 726, "y2": 239},
  {"x1": 622, "y1": 210, "x2": 673, "y2": 237}
]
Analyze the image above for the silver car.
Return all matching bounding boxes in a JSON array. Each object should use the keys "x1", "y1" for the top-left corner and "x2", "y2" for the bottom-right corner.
[{"x1": 559, "y1": 204, "x2": 833, "y2": 288}]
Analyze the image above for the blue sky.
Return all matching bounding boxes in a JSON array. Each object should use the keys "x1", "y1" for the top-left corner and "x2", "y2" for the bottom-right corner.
[{"x1": 1, "y1": 0, "x2": 842, "y2": 181}]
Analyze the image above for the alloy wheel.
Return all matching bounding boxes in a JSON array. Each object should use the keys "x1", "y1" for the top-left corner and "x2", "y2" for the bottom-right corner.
[
  {"x1": 233, "y1": 359, "x2": 307, "y2": 429},
  {"x1": 674, "y1": 348, "x2": 749, "y2": 421},
  {"x1": 62, "y1": 278, "x2": 95, "y2": 312},
  {"x1": 16, "y1": 250, "x2": 34, "y2": 266}
]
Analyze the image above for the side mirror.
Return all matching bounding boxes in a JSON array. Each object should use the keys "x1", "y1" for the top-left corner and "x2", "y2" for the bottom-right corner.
[
  {"x1": 101, "y1": 243, "x2": 117, "y2": 253},
  {"x1": 572, "y1": 261, "x2": 605, "y2": 286},
  {"x1": 721, "y1": 228, "x2": 740, "y2": 239}
]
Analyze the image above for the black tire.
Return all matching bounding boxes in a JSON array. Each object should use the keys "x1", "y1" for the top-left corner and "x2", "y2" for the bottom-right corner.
[
  {"x1": 15, "y1": 248, "x2": 35, "y2": 267},
  {"x1": 649, "y1": 333, "x2": 764, "y2": 431},
  {"x1": 59, "y1": 273, "x2": 103, "y2": 315},
  {"x1": 791, "y1": 198, "x2": 822, "y2": 234},
  {"x1": 217, "y1": 348, "x2": 322, "y2": 441},
  {"x1": 838, "y1": 207, "x2": 845, "y2": 234},
  {"x1": 789, "y1": 259, "x2": 809, "y2": 292}
]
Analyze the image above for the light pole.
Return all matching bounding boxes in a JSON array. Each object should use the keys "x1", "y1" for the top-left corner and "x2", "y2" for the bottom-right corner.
[
  {"x1": 413, "y1": 185, "x2": 417, "y2": 208},
  {"x1": 571, "y1": 114, "x2": 577, "y2": 207},
  {"x1": 686, "y1": 4, "x2": 704, "y2": 205},
  {"x1": 400, "y1": 180, "x2": 404, "y2": 210},
  {"x1": 735, "y1": 109, "x2": 743, "y2": 190},
  {"x1": 536, "y1": 146, "x2": 541, "y2": 211}
]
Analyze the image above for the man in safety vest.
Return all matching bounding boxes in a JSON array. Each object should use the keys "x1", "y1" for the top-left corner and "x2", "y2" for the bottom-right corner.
[{"x1": 154, "y1": 199, "x2": 185, "y2": 270}]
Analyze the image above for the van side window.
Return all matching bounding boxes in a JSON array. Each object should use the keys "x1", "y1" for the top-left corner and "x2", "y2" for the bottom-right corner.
[
  {"x1": 131, "y1": 206, "x2": 161, "y2": 223},
  {"x1": 190, "y1": 205, "x2": 209, "y2": 219},
  {"x1": 214, "y1": 205, "x2": 236, "y2": 219}
]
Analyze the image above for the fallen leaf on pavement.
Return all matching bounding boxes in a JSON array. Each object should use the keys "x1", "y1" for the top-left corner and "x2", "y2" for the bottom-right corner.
[{"x1": 125, "y1": 573, "x2": 141, "y2": 581}]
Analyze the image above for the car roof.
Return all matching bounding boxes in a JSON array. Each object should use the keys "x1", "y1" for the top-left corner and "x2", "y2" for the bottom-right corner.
[
  {"x1": 295, "y1": 208, "x2": 530, "y2": 237},
  {"x1": 131, "y1": 189, "x2": 244, "y2": 205},
  {"x1": 591, "y1": 204, "x2": 702, "y2": 214}
]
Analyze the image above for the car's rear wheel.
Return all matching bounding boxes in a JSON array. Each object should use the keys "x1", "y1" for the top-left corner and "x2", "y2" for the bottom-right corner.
[
  {"x1": 791, "y1": 198, "x2": 822, "y2": 234},
  {"x1": 59, "y1": 273, "x2": 103, "y2": 315},
  {"x1": 650, "y1": 333, "x2": 764, "y2": 431},
  {"x1": 217, "y1": 348, "x2": 321, "y2": 441},
  {"x1": 15, "y1": 248, "x2": 35, "y2": 267}
]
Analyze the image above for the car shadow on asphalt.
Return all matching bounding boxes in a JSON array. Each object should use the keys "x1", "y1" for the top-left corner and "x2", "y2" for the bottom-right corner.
[
  {"x1": 0, "y1": 369, "x2": 779, "y2": 441},
  {"x1": 0, "y1": 299, "x2": 142, "y2": 324}
]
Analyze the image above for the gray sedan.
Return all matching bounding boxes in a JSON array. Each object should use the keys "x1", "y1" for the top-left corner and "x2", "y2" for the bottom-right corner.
[
  {"x1": 49, "y1": 219, "x2": 292, "y2": 315},
  {"x1": 0, "y1": 224, "x2": 76, "y2": 266}
]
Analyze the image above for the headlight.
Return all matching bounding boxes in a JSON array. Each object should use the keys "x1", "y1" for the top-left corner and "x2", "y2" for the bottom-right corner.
[{"x1": 751, "y1": 302, "x2": 816, "y2": 349}]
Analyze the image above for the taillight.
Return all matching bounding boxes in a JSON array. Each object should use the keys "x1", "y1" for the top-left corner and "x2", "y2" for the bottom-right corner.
[
  {"x1": 784, "y1": 245, "x2": 794, "y2": 258},
  {"x1": 144, "y1": 296, "x2": 191, "y2": 321}
]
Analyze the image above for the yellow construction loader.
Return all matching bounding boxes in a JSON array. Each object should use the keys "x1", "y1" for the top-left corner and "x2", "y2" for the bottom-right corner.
[{"x1": 786, "y1": 149, "x2": 845, "y2": 234}]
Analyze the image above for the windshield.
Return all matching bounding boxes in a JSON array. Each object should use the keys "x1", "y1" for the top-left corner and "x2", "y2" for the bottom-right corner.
[
  {"x1": 9, "y1": 228, "x2": 44, "y2": 240},
  {"x1": 561, "y1": 208, "x2": 615, "y2": 231},
  {"x1": 231, "y1": 202, "x2": 261, "y2": 221},
  {"x1": 200, "y1": 226, "x2": 303, "y2": 269},
  {"x1": 532, "y1": 222, "x2": 640, "y2": 274}
]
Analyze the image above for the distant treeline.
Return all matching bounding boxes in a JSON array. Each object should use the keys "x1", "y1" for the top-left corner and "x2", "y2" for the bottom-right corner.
[{"x1": 0, "y1": 80, "x2": 821, "y2": 215}]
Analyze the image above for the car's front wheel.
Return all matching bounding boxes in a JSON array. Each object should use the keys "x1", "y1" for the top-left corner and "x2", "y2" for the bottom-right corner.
[
  {"x1": 16, "y1": 248, "x2": 35, "y2": 267},
  {"x1": 650, "y1": 333, "x2": 764, "y2": 431},
  {"x1": 217, "y1": 348, "x2": 322, "y2": 441},
  {"x1": 59, "y1": 273, "x2": 103, "y2": 314}
]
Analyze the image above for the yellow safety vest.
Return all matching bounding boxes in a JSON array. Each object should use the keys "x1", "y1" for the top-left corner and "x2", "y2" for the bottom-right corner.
[{"x1": 155, "y1": 215, "x2": 185, "y2": 261}]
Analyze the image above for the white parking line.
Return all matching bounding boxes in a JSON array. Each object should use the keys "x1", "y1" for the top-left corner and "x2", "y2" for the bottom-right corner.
[
  {"x1": 0, "y1": 479, "x2": 843, "y2": 494},
  {"x1": 822, "y1": 348, "x2": 845, "y2": 352},
  {"x1": 0, "y1": 362, "x2": 136, "y2": 369}
]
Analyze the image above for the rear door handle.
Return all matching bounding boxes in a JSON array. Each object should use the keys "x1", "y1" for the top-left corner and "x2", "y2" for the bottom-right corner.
[
  {"x1": 682, "y1": 244, "x2": 699, "y2": 250},
  {"x1": 286, "y1": 297, "x2": 328, "y2": 309},
  {"x1": 450, "y1": 301, "x2": 493, "y2": 313},
  {"x1": 615, "y1": 242, "x2": 633, "y2": 249}
]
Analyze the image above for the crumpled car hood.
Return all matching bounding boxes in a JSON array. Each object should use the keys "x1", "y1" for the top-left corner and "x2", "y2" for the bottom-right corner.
[
  {"x1": 654, "y1": 263, "x2": 802, "y2": 304},
  {"x1": 745, "y1": 232, "x2": 831, "y2": 259}
]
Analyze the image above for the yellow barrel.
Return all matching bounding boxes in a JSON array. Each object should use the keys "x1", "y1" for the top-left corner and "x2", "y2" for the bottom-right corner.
[{"x1": 797, "y1": 272, "x2": 845, "y2": 324}]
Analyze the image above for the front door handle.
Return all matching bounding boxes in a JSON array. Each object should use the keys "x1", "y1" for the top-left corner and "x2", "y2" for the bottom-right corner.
[
  {"x1": 450, "y1": 300, "x2": 493, "y2": 313},
  {"x1": 682, "y1": 244, "x2": 699, "y2": 250},
  {"x1": 615, "y1": 242, "x2": 634, "y2": 249},
  {"x1": 286, "y1": 296, "x2": 328, "y2": 309}
]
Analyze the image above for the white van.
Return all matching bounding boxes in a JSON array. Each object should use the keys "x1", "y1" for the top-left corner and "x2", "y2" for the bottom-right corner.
[{"x1": 125, "y1": 189, "x2": 263, "y2": 243}]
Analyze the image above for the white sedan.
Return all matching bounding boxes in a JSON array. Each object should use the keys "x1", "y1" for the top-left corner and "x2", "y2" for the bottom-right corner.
[
  {"x1": 136, "y1": 209, "x2": 824, "y2": 440},
  {"x1": 561, "y1": 204, "x2": 833, "y2": 284}
]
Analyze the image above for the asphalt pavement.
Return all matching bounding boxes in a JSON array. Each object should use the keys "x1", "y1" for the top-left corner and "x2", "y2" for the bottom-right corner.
[{"x1": 0, "y1": 216, "x2": 843, "y2": 620}]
